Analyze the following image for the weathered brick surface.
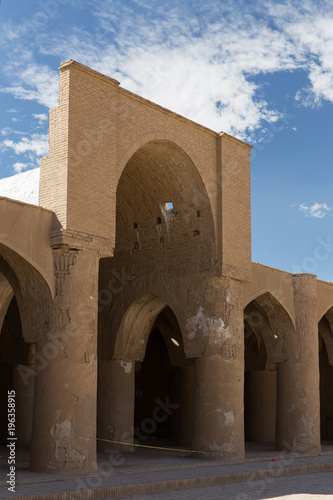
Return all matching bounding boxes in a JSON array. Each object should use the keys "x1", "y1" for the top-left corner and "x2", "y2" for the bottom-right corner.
[
  {"x1": 3, "y1": 60, "x2": 333, "y2": 476},
  {"x1": 39, "y1": 60, "x2": 252, "y2": 280}
]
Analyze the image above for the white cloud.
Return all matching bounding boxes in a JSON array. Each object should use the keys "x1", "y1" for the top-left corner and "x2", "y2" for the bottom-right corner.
[
  {"x1": 33, "y1": 113, "x2": 48, "y2": 125},
  {"x1": 1, "y1": 134, "x2": 48, "y2": 157},
  {"x1": 12, "y1": 162, "x2": 30, "y2": 174},
  {"x1": 0, "y1": 86, "x2": 41, "y2": 102},
  {"x1": 33, "y1": 113, "x2": 47, "y2": 121},
  {"x1": 84, "y1": 1, "x2": 333, "y2": 121},
  {"x1": 32, "y1": 4, "x2": 296, "y2": 138},
  {"x1": 266, "y1": 1, "x2": 333, "y2": 107},
  {"x1": 299, "y1": 202, "x2": 331, "y2": 218},
  {"x1": 1, "y1": 127, "x2": 25, "y2": 137},
  {"x1": 0, "y1": 65, "x2": 59, "y2": 109},
  {"x1": 2, "y1": 0, "x2": 333, "y2": 139}
]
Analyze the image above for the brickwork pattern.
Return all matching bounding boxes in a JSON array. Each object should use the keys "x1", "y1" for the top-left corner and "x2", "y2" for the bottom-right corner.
[{"x1": 39, "y1": 60, "x2": 252, "y2": 281}]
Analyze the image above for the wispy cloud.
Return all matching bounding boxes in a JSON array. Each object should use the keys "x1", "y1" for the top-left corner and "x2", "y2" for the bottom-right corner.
[
  {"x1": 12, "y1": 162, "x2": 31, "y2": 174},
  {"x1": 1, "y1": 127, "x2": 25, "y2": 137},
  {"x1": 1, "y1": 0, "x2": 333, "y2": 140},
  {"x1": 267, "y1": 0, "x2": 333, "y2": 107},
  {"x1": 33, "y1": 113, "x2": 48, "y2": 121},
  {"x1": 33, "y1": 113, "x2": 48, "y2": 125},
  {"x1": 299, "y1": 202, "x2": 331, "y2": 218},
  {"x1": 0, "y1": 65, "x2": 58, "y2": 108},
  {"x1": 28, "y1": 3, "x2": 295, "y2": 138},
  {"x1": 1, "y1": 134, "x2": 48, "y2": 157}
]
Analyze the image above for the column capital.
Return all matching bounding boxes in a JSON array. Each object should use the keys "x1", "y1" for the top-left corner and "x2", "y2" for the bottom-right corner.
[{"x1": 50, "y1": 228, "x2": 114, "y2": 258}]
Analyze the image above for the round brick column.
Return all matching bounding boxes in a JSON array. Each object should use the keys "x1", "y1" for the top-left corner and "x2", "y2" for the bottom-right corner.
[
  {"x1": 192, "y1": 277, "x2": 245, "y2": 458},
  {"x1": 30, "y1": 249, "x2": 99, "y2": 472},
  {"x1": 178, "y1": 363, "x2": 196, "y2": 447},
  {"x1": 98, "y1": 358, "x2": 135, "y2": 452},
  {"x1": 276, "y1": 273, "x2": 320, "y2": 453}
]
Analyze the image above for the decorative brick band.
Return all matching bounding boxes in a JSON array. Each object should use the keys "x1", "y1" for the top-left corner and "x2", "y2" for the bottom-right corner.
[{"x1": 50, "y1": 229, "x2": 114, "y2": 258}]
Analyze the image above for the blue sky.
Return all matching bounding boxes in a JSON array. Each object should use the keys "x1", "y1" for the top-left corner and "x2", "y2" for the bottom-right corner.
[{"x1": 1, "y1": 0, "x2": 333, "y2": 280}]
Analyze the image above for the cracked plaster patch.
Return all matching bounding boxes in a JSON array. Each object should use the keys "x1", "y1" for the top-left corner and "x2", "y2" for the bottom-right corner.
[
  {"x1": 224, "y1": 411, "x2": 235, "y2": 426},
  {"x1": 300, "y1": 415, "x2": 316, "y2": 439},
  {"x1": 215, "y1": 409, "x2": 235, "y2": 426},
  {"x1": 186, "y1": 306, "x2": 230, "y2": 343},
  {"x1": 120, "y1": 359, "x2": 132, "y2": 374},
  {"x1": 51, "y1": 417, "x2": 72, "y2": 462},
  {"x1": 209, "y1": 440, "x2": 237, "y2": 454},
  {"x1": 50, "y1": 417, "x2": 86, "y2": 465}
]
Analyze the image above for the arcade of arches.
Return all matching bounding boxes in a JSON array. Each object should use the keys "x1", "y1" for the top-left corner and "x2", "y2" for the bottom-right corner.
[{"x1": 0, "y1": 60, "x2": 333, "y2": 473}]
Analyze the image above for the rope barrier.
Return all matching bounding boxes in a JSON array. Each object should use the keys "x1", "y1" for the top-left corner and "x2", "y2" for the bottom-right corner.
[{"x1": 34, "y1": 435, "x2": 228, "y2": 457}]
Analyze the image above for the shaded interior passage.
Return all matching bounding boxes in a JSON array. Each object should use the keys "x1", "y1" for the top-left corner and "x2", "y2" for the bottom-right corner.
[
  {"x1": 134, "y1": 327, "x2": 179, "y2": 443},
  {"x1": 319, "y1": 333, "x2": 333, "y2": 441},
  {"x1": 244, "y1": 320, "x2": 277, "y2": 445},
  {"x1": 0, "y1": 296, "x2": 33, "y2": 447}
]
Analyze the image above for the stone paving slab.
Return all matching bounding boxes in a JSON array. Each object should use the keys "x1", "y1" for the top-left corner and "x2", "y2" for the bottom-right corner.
[
  {"x1": 116, "y1": 472, "x2": 333, "y2": 499},
  {"x1": 1, "y1": 446, "x2": 333, "y2": 499}
]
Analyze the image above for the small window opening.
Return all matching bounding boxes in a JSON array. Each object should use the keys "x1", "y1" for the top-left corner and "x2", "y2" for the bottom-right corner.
[
  {"x1": 133, "y1": 222, "x2": 138, "y2": 230},
  {"x1": 162, "y1": 202, "x2": 176, "y2": 217},
  {"x1": 156, "y1": 217, "x2": 162, "y2": 225},
  {"x1": 162, "y1": 202, "x2": 175, "y2": 213},
  {"x1": 196, "y1": 210, "x2": 201, "y2": 218}
]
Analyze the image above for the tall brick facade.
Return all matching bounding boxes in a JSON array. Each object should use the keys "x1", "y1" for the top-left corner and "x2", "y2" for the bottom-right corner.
[{"x1": 0, "y1": 60, "x2": 332, "y2": 472}]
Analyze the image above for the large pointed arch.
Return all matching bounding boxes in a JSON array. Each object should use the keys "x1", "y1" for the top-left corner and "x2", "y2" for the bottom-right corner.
[
  {"x1": 114, "y1": 139, "x2": 217, "y2": 277},
  {"x1": 244, "y1": 292, "x2": 294, "y2": 363},
  {"x1": 0, "y1": 242, "x2": 53, "y2": 451},
  {"x1": 318, "y1": 308, "x2": 333, "y2": 365},
  {"x1": 0, "y1": 273, "x2": 13, "y2": 334},
  {"x1": 318, "y1": 307, "x2": 333, "y2": 441},
  {"x1": 244, "y1": 291, "x2": 295, "y2": 448},
  {"x1": 0, "y1": 200, "x2": 55, "y2": 296},
  {"x1": 0, "y1": 244, "x2": 53, "y2": 343},
  {"x1": 114, "y1": 294, "x2": 167, "y2": 361}
]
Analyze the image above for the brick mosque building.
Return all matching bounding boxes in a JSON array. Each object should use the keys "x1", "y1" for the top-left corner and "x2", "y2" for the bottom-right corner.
[{"x1": 0, "y1": 60, "x2": 333, "y2": 472}]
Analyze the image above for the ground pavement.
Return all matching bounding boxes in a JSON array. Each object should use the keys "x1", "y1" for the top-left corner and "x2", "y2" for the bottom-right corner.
[
  {"x1": 117, "y1": 471, "x2": 333, "y2": 499},
  {"x1": 1, "y1": 442, "x2": 333, "y2": 499}
]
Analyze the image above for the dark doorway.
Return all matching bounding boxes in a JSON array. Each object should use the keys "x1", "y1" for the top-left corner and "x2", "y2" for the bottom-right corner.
[
  {"x1": 319, "y1": 334, "x2": 333, "y2": 441},
  {"x1": 134, "y1": 327, "x2": 179, "y2": 444},
  {"x1": 244, "y1": 320, "x2": 277, "y2": 446},
  {"x1": 0, "y1": 296, "x2": 32, "y2": 447}
]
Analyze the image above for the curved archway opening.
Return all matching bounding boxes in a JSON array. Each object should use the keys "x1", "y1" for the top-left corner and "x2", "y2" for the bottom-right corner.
[
  {"x1": 0, "y1": 294, "x2": 34, "y2": 449},
  {"x1": 244, "y1": 316, "x2": 276, "y2": 450},
  {"x1": 0, "y1": 245, "x2": 53, "y2": 343},
  {"x1": 98, "y1": 296, "x2": 195, "y2": 453},
  {"x1": 98, "y1": 139, "x2": 216, "y2": 453},
  {"x1": 0, "y1": 248, "x2": 53, "y2": 466},
  {"x1": 318, "y1": 312, "x2": 333, "y2": 445},
  {"x1": 113, "y1": 140, "x2": 216, "y2": 279},
  {"x1": 134, "y1": 306, "x2": 186, "y2": 446},
  {"x1": 244, "y1": 293, "x2": 293, "y2": 453}
]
